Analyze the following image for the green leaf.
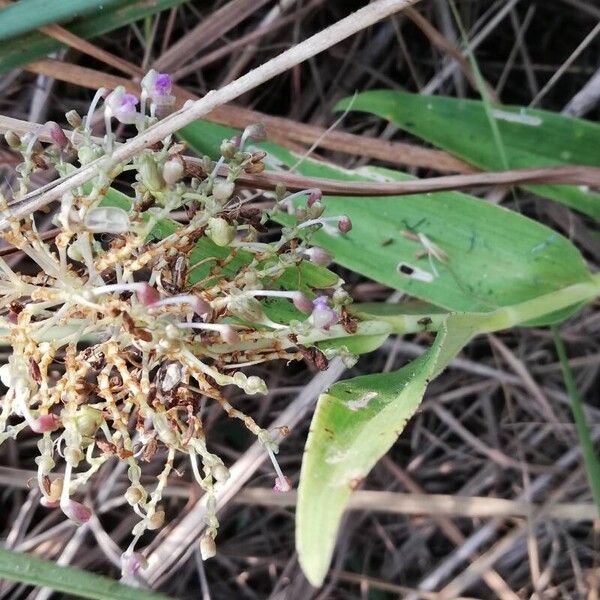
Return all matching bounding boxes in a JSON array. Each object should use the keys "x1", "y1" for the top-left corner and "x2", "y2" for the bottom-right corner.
[
  {"x1": 0, "y1": 0, "x2": 124, "y2": 42},
  {"x1": 296, "y1": 312, "x2": 487, "y2": 585},
  {"x1": 0, "y1": 0, "x2": 189, "y2": 73},
  {"x1": 0, "y1": 547, "x2": 173, "y2": 600},
  {"x1": 180, "y1": 121, "x2": 592, "y2": 315},
  {"x1": 335, "y1": 91, "x2": 600, "y2": 220}
]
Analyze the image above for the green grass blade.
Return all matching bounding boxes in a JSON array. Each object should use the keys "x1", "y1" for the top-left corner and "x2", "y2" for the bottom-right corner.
[
  {"x1": 0, "y1": 547, "x2": 174, "y2": 600},
  {"x1": 0, "y1": 0, "x2": 124, "y2": 42},
  {"x1": 551, "y1": 326, "x2": 600, "y2": 511},
  {"x1": 180, "y1": 120, "x2": 592, "y2": 315},
  {"x1": 0, "y1": 0, "x2": 189, "y2": 73},
  {"x1": 335, "y1": 90, "x2": 600, "y2": 220}
]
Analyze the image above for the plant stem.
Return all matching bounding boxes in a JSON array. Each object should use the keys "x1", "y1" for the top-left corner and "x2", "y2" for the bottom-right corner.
[
  {"x1": 551, "y1": 326, "x2": 600, "y2": 512},
  {"x1": 484, "y1": 273, "x2": 600, "y2": 332}
]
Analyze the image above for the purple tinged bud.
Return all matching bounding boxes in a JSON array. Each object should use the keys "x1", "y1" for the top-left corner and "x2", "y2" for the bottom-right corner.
[
  {"x1": 136, "y1": 283, "x2": 160, "y2": 306},
  {"x1": 304, "y1": 247, "x2": 332, "y2": 266},
  {"x1": 338, "y1": 216, "x2": 352, "y2": 234},
  {"x1": 311, "y1": 296, "x2": 338, "y2": 331},
  {"x1": 307, "y1": 189, "x2": 322, "y2": 207},
  {"x1": 220, "y1": 325, "x2": 240, "y2": 344},
  {"x1": 191, "y1": 296, "x2": 211, "y2": 317},
  {"x1": 121, "y1": 551, "x2": 148, "y2": 580},
  {"x1": 46, "y1": 122, "x2": 69, "y2": 148},
  {"x1": 30, "y1": 414, "x2": 60, "y2": 433},
  {"x1": 61, "y1": 499, "x2": 92, "y2": 525},
  {"x1": 273, "y1": 476, "x2": 292, "y2": 492},
  {"x1": 292, "y1": 292, "x2": 314, "y2": 314},
  {"x1": 243, "y1": 123, "x2": 267, "y2": 143},
  {"x1": 141, "y1": 70, "x2": 175, "y2": 109},
  {"x1": 231, "y1": 135, "x2": 242, "y2": 147}
]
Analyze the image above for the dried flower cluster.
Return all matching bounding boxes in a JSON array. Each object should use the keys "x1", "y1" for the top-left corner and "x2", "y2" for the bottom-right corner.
[{"x1": 0, "y1": 72, "x2": 356, "y2": 580}]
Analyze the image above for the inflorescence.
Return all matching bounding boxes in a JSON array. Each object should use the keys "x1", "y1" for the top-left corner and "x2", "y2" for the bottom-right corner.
[{"x1": 0, "y1": 71, "x2": 357, "y2": 582}]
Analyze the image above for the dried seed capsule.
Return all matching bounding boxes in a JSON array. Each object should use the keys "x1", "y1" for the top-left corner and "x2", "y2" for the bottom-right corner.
[
  {"x1": 4, "y1": 130, "x2": 21, "y2": 149},
  {"x1": 199, "y1": 535, "x2": 217, "y2": 560},
  {"x1": 65, "y1": 110, "x2": 82, "y2": 128},
  {"x1": 147, "y1": 510, "x2": 165, "y2": 530}
]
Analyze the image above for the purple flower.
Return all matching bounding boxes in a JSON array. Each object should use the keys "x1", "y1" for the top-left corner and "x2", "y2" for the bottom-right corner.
[
  {"x1": 154, "y1": 73, "x2": 172, "y2": 96},
  {"x1": 121, "y1": 551, "x2": 148, "y2": 580},
  {"x1": 311, "y1": 296, "x2": 338, "y2": 331},
  {"x1": 141, "y1": 70, "x2": 175, "y2": 109},
  {"x1": 105, "y1": 87, "x2": 139, "y2": 125}
]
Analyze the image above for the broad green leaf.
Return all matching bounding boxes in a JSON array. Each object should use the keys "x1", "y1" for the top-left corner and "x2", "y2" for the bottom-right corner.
[
  {"x1": 336, "y1": 91, "x2": 600, "y2": 220},
  {"x1": 180, "y1": 120, "x2": 592, "y2": 314},
  {"x1": 0, "y1": 0, "x2": 123, "y2": 42},
  {"x1": 0, "y1": 547, "x2": 173, "y2": 600},
  {"x1": 296, "y1": 312, "x2": 488, "y2": 585},
  {"x1": 0, "y1": 0, "x2": 189, "y2": 73},
  {"x1": 296, "y1": 272, "x2": 600, "y2": 585}
]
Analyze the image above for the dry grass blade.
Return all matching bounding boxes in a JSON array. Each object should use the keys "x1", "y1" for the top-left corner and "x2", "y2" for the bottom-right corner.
[
  {"x1": 153, "y1": 0, "x2": 273, "y2": 73},
  {"x1": 236, "y1": 488, "x2": 598, "y2": 520}
]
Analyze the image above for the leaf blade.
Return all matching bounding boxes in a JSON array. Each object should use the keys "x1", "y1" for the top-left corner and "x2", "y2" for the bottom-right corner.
[
  {"x1": 0, "y1": 547, "x2": 173, "y2": 600},
  {"x1": 335, "y1": 90, "x2": 600, "y2": 220}
]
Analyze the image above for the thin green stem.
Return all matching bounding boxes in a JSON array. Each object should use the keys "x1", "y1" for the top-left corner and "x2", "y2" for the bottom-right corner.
[{"x1": 551, "y1": 326, "x2": 600, "y2": 512}]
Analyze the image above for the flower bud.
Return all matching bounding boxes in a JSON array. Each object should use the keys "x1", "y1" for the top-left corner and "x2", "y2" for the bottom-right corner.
[
  {"x1": 212, "y1": 464, "x2": 230, "y2": 482},
  {"x1": 61, "y1": 499, "x2": 92, "y2": 525},
  {"x1": 207, "y1": 217, "x2": 236, "y2": 247},
  {"x1": 242, "y1": 123, "x2": 266, "y2": 144},
  {"x1": 199, "y1": 534, "x2": 217, "y2": 560},
  {"x1": 338, "y1": 216, "x2": 352, "y2": 233},
  {"x1": 46, "y1": 121, "x2": 69, "y2": 148},
  {"x1": 162, "y1": 157, "x2": 184, "y2": 185},
  {"x1": 307, "y1": 189, "x2": 322, "y2": 207},
  {"x1": 30, "y1": 413, "x2": 60, "y2": 433},
  {"x1": 136, "y1": 283, "x2": 160, "y2": 306},
  {"x1": 311, "y1": 296, "x2": 338, "y2": 331},
  {"x1": 292, "y1": 292, "x2": 313, "y2": 314},
  {"x1": 219, "y1": 324, "x2": 240, "y2": 345},
  {"x1": 304, "y1": 247, "x2": 332, "y2": 266},
  {"x1": 246, "y1": 375, "x2": 267, "y2": 395},
  {"x1": 4, "y1": 130, "x2": 21, "y2": 149},
  {"x1": 65, "y1": 110, "x2": 82, "y2": 128},
  {"x1": 212, "y1": 179, "x2": 235, "y2": 202},
  {"x1": 273, "y1": 476, "x2": 292, "y2": 492},
  {"x1": 0, "y1": 363, "x2": 14, "y2": 387}
]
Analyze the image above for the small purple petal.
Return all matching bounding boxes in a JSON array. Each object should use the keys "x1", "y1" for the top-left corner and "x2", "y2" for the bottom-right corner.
[{"x1": 154, "y1": 73, "x2": 172, "y2": 96}]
